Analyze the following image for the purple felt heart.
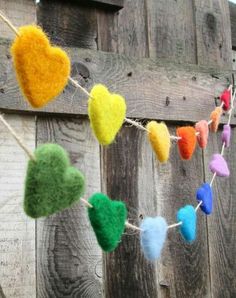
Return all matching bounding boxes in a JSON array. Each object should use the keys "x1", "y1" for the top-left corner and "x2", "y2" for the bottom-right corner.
[
  {"x1": 221, "y1": 124, "x2": 231, "y2": 148},
  {"x1": 209, "y1": 154, "x2": 230, "y2": 177}
]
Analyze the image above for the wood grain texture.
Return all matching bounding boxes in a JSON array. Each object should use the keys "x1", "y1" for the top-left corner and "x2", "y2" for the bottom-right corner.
[
  {"x1": 146, "y1": 0, "x2": 197, "y2": 63},
  {"x1": 0, "y1": 41, "x2": 234, "y2": 124},
  {"x1": 0, "y1": 0, "x2": 36, "y2": 39},
  {"x1": 204, "y1": 127, "x2": 236, "y2": 297},
  {"x1": 116, "y1": 0, "x2": 149, "y2": 58},
  {"x1": 36, "y1": 117, "x2": 103, "y2": 298},
  {"x1": 37, "y1": 0, "x2": 98, "y2": 48},
  {"x1": 230, "y1": 2, "x2": 236, "y2": 49},
  {"x1": 75, "y1": 0, "x2": 124, "y2": 10},
  {"x1": 152, "y1": 126, "x2": 210, "y2": 298},
  {"x1": 102, "y1": 126, "x2": 158, "y2": 298},
  {"x1": 194, "y1": 0, "x2": 232, "y2": 67},
  {"x1": 232, "y1": 50, "x2": 236, "y2": 71},
  {"x1": 0, "y1": 114, "x2": 36, "y2": 298}
]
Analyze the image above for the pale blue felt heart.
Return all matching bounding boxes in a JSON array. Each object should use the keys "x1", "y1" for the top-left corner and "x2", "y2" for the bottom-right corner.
[{"x1": 140, "y1": 217, "x2": 168, "y2": 261}]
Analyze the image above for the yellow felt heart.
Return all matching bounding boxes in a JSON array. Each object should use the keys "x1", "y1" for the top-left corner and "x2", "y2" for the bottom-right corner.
[
  {"x1": 88, "y1": 84, "x2": 126, "y2": 145},
  {"x1": 146, "y1": 121, "x2": 171, "y2": 163},
  {"x1": 11, "y1": 25, "x2": 70, "y2": 108}
]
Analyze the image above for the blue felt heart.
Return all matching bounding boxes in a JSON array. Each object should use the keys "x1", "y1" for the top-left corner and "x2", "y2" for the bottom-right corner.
[
  {"x1": 196, "y1": 183, "x2": 213, "y2": 215},
  {"x1": 177, "y1": 205, "x2": 196, "y2": 243},
  {"x1": 140, "y1": 217, "x2": 168, "y2": 261}
]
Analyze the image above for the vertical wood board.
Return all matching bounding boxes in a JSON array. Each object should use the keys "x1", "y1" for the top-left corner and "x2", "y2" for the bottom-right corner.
[
  {"x1": 36, "y1": 117, "x2": 103, "y2": 298},
  {"x1": 0, "y1": 114, "x2": 36, "y2": 298}
]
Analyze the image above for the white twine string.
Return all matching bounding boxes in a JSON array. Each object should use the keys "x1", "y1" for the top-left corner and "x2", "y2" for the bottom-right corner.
[{"x1": 0, "y1": 10, "x2": 19, "y2": 36}]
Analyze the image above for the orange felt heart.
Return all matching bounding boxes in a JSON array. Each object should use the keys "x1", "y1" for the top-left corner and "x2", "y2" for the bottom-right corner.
[
  {"x1": 177, "y1": 127, "x2": 197, "y2": 160},
  {"x1": 11, "y1": 25, "x2": 71, "y2": 108},
  {"x1": 210, "y1": 107, "x2": 222, "y2": 132}
]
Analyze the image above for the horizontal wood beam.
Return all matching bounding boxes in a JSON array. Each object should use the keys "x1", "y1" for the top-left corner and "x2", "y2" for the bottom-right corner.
[
  {"x1": 69, "y1": 0, "x2": 124, "y2": 10},
  {"x1": 0, "y1": 38, "x2": 235, "y2": 124}
]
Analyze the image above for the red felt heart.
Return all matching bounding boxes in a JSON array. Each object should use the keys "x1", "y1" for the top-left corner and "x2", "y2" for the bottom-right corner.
[
  {"x1": 220, "y1": 89, "x2": 231, "y2": 111},
  {"x1": 177, "y1": 127, "x2": 197, "y2": 160}
]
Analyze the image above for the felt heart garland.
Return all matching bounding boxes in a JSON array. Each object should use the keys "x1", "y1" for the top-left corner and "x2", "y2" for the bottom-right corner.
[
  {"x1": 88, "y1": 193, "x2": 127, "y2": 252},
  {"x1": 140, "y1": 217, "x2": 168, "y2": 260},
  {"x1": 220, "y1": 89, "x2": 231, "y2": 111},
  {"x1": 11, "y1": 25, "x2": 71, "y2": 108},
  {"x1": 88, "y1": 84, "x2": 127, "y2": 145},
  {"x1": 24, "y1": 143, "x2": 85, "y2": 218},
  {"x1": 146, "y1": 121, "x2": 171, "y2": 163},
  {"x1": 0, "y1": 11, "x2": 235, "y2": 266},
  {"x1": 176, "y1": 126, "x2": 197, "y2": 160}
]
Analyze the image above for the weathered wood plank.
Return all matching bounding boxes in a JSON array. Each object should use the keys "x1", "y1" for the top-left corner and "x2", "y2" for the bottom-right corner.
[
  {"x1": 36, "y1": 117, "x2": 103, "y2": 298},
  {"x1": 75, "y1": 0, "x2": 124, "y2": 10},
  {"x1": 116, "y1": 0, "x2": 149, "y2": 58},
  {"x1": 194, "y1": 0, "x2": 232, "y2": 67},
  {"x1": 204, "y1": 127, "x2": 236, "y2": 297},
  {"x1": 0, "y1": 114, "x2": 36, "y2": 298},
  {"x1": 152, "y1": 126, "x2": 210, "y2": 297},
  {"x1": 146, "y1": 0, "x2": 197, "y2": 63},
  {"x1": 102, "y1": 126, "x2": 158, "y2": 298},
  {"x1": 230, "y1": 2, "x2": 236, "y2": 49},
  {"x1": 37, "y1": 0, "x2": 98, "y2": 48},
  {"x1": 0, "y1": 0, "x2": 36, "y2": 40},
  {"x1": 232, "y1": 50, "x2": 236, "y2": 71},
  {"x1": 0, "y1": 42, "x2": 234, "y2": 124}
]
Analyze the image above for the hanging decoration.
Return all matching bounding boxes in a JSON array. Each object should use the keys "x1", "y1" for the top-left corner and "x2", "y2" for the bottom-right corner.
[
  {"x1": 24, "y1": 143, "x2": 85, "y2": 218},
  {"x1": 195, "y1": 120, "x2": 209, "y2": 149},
  {"x1": 176, "y1": 126, "x2": 197, "y2": 160},
  {"x1": 0, "y1": 10, "x2": 235, "y2": 263},
  {"x1": 11, "y1": 25, "x2": 70, "y2": 108},
  {"x1": 88, "y1": 193, "x2": 127, "y2": 252},
  {"x1": 88, "y1": 84, "x2": 127, "y2": 145},
  {"x1": 146, "y1": 121, "x2": 171, "y2": 163},
  {"x1": 177, "y1": 205, "x2": 197, "y2": 242},
  {"x1": 196, "y1": 183, "x2": 213, "y2": 215},
  {"x1": 140, "y1": 217, "x2": 168, "y2": 261},
  {"x1": 210, "y1": 107, "x2": 223, "y2": 132}
]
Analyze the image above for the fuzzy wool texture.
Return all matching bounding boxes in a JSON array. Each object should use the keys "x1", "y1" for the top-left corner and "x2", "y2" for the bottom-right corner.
[
  {"x1": 210, "y1": 107, "x2": 222, "y2": 132},
  {"x1": 177, "y1": 205, "x2": 196, "y2": 243},
  {"x1": 88, "y1": 193, "x2": 127, "y2": 252},
  {"x1": 146, "y1": 121, "x2": 171, "y2": 163},
  {"x1": 195, "y1": 120, "x2": 209, "y2": 149},
  {"x1": 140, "y1": 217, "x2": 168, "y2": 261},
  {"x1": 88, "y1": 84, "x2": 126, "y2": 145},
  {"x1": 176, "y1": 126, "x2": 197, "y2": 160},
  {"x1": 24, "y1": 144, "x2": 85, "y2": 218},
  {"x1": 209, "y1": 154, "x2": 230, "y2": 177},
  {"x1": 220, "y1": 89, "x2": 231, "y2": 111},
  {"x1": 11, "y1": 25, "x2": 70, "y2": 108},
  {"x1": 222, "y1": 124, "x2": 231, "y2": 147},
  {"x1": 196, "y1": 183, "x2": 213, "y2": 215}
]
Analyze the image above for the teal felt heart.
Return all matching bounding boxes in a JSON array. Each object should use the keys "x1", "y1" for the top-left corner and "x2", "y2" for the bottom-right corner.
[
  {"x1": 24, "y1": 143, "x2": 85, "y2": 218},
  {"x1": 88, "y1": 193, "x2": 127, "y2": 252},
  {"x1": 177, "y1": 205, "x2": 197, "y2": 243}
]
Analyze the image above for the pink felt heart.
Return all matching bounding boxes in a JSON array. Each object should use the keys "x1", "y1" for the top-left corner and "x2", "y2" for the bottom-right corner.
[
  {"x1": 209, "y1": 154, "x2": 230, "y2": 177},
  {"x1": 220, "y1": 89, "x2": 231, "y2": 111},
  {"x1": 195, "y1": 120, "x2": 209, "y2": 149},
  {"x1": 221, "y1": 124, "x2": 231, "y2": 147}
]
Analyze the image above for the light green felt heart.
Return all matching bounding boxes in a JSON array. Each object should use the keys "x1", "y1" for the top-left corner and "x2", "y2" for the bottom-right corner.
[
  {"x1": 88, "y1": 193, "x2": 127, "y2": 252},
  {"x1": 24, "y1": 143, "x2": 85, "y2": 218}
]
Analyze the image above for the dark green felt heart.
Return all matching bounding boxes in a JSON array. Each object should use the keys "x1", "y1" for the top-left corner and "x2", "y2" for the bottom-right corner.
[
  {"x1": 88, "y1": 193, "x2": 127, "y2": 252},
  {"x1": 24, "y1": 143, "x2": 85, "y2": 218}
]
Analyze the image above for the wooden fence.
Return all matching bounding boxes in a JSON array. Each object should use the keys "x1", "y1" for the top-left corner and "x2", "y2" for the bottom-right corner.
[{"x1": 0, "y1": 0, "x2": 236, "y2": 297}]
